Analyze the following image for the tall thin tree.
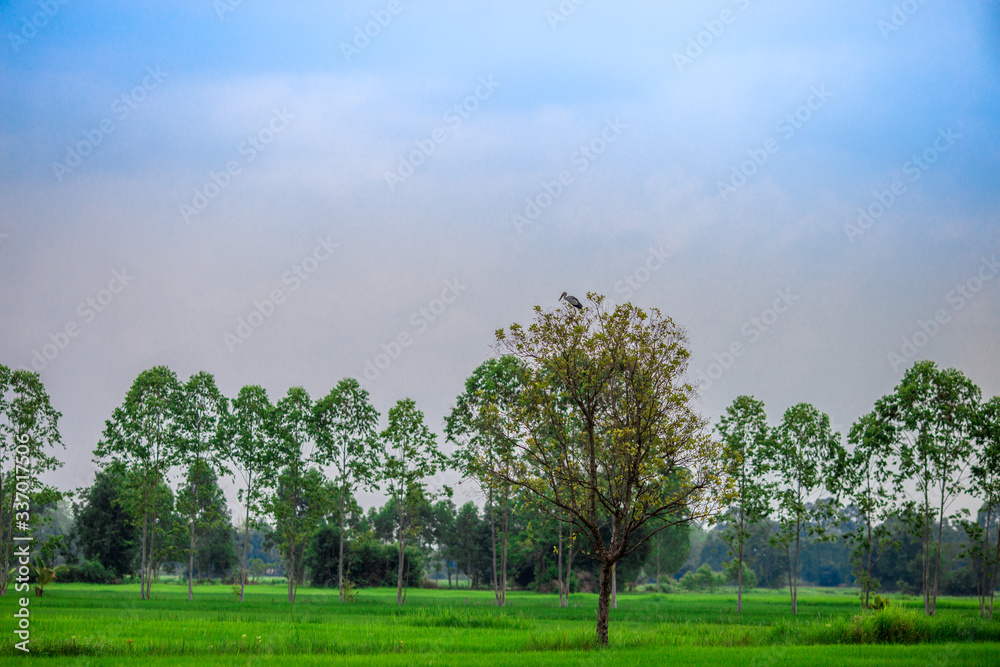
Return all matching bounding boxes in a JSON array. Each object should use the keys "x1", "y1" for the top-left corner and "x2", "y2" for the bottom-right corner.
[
  {"x1": 95, "y1": 366, "x2": 180, "y2": 599},
  {"x1": 313, "y1": 378, "x2": 380, "y2": 603}
]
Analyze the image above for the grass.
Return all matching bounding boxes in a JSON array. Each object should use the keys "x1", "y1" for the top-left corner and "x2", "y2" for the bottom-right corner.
[{"x1": 1, "y1": 583, "x2": 997, "y2": 665}]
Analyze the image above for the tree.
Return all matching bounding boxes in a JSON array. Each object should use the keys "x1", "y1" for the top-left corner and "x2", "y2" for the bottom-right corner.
[
  {"x1": 268, "y1": 386, "x2": 325, "y2": 603},
  {"x1": 0, "y1": 367, "x2": 64, "y2": 597},
  {"x1": 968, "y1": 395, "x2": 1000, "y2": 618},
  {"x1": 716, "y1": 395, "x2": 771, "y2": 612},
  {"x1": 224, "y1": 384, "x2": 277, "y2": 602},
  {"x1": 835, "y1": 411, "x2": 899, "y2": 609},
  {"x1": 379, "y1": 398, "x2": 449, "y2": 605},
  {"x1": 446, "y1": 356, "x2": 525, "y2": 606},
  {"x1": 94, "y1": 365, "x2": 181, "y2": 599},
  {"x1": 645, "y1": 519, "x2": 690, "y2": 585},
  {"x1": 73, "y1": 467, "x2": 139, "y2": 578},
  {"x1": 878, "y1": 361, "x2": 980, "y2": 615},
  {"x1": 313, "y1": 378, "x2": 380, "y2": 603},
  {"x1": 765, "y1": 402, "x2": 842, "y2": 615},
  {"x1": 174, "y1": 371, "x2": 227, "y2": 600},
  {"x1": 492, "y1": 294, "x2": 725, "y2": 646},
  {"x1": 176, "y1": 461, "x2": 231, "y2": 586}
]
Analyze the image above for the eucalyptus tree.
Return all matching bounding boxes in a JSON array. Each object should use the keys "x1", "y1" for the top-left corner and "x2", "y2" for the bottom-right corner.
[
  {"x1": 313, "y1": 378, "x2": 380, "y2": 603},
  {"x1": 766, "y1": 402, "x2": 842, "y2": 615},
  {"x1": 379, "y1": 398, "x2": 449, "y2": 605},
  {"x1": 94, "y1": 365, "x2": 181, "y2": 599},
  {"x1": 0, "y1": 366, "x2": 64, "y2": 597},
  {"x1": 224, "y1": 384, "x2": 277, "y2": 602},
  {"x1": 969, "y1": 395, "x2": 1000, "y2": 618},
  {"x1": 493, "y1": 294, "x2": 726, "y2": 646},
  {"x1": 877, "y1": 361, "x2": 980, "y2": 615},
  {"x1": 445, "y1": 356, "x2": 525, "y2": 606},
  {"x1": 836, "y1": 410, "x2": 899, "y2": 609},
  {"x1": 270, "y1": 386, "x2": 335, "y2": 603},
  {"x1": 174, "y1": 371, "x2": 228, "y2": 600},
  {"x1": 716, "y1": 395, "x2": 772, "y2": 612}
]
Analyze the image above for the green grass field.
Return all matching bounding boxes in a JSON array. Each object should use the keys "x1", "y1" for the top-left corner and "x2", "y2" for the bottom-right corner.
[{"x1": 2, "y1": 583, "x2": 998, "y2": 665}]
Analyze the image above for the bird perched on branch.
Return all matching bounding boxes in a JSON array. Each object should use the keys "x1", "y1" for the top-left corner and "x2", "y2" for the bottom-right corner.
[{"x1": 559, "y1": 292, "x2": 583, "y2": 309}]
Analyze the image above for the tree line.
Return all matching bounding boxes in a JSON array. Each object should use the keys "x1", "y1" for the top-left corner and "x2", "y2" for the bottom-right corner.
[{"x1": 2, "y1": 295, "x2": 997, "y2": 646}]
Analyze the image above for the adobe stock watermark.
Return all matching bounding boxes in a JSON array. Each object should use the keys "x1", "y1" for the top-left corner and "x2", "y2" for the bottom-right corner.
[
  {"x1": 214, "y1": 0, "x2": 247, "y2": 20},
  {"x1": 511, "y1": 117, "x2": 627, "y2": 234},
  {"x1": 340, "y1": 0, "x2": 405, "y2": 62},
  {"x1": 695, "y1": 287, "x2": 799, "y2": 392},
  {"x1": 384, "y1": 75, "x2": 501, "y2": 192},
  {"x1": 51, "y1": 65, "x2": 168, "y2": 182},
  {"x1": 360, "y1": 279, "x2": 467, "y2": 384},
  {"x1": 886, "y1": 254, "x2": 997, "y2": 373},
  {"x1": 6, "y1": 0, "x2": 70, "y2": 55},
  {"x1": 179, "y1": 107, "x2": 294, "y2": 223},
  {"x1": 674, "y1": 0, "x2": 752, "y2": 73},
  {"x1": 12, "y1": 434, "x2": 33, "y2": 653},
  {"x1": 717, "y1": 85, "x2": 832, "y2": 200},
  {"x1": 844, "y1": 127, "x2": 959, "y2": 243},
  {"x1": 546, "y1": 0, "x2": 587, "y2": 30},
  {"x1": 614, "y1": 245, "x2": 673, "y2": 299},
  {"x1": 224, "y1": 235, "x2": 339, "y2": 352},
  {"x1": 878, "y1": 0, "x2": 931, "y2": 40},
  {"x1": 23, "y1": 268, "x2": 134, "y2": 372}
]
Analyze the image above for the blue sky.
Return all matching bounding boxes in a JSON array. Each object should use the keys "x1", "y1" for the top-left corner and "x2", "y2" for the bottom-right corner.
[{"x1": 1, "y1": 0, "x2": 998, "y2": 508}]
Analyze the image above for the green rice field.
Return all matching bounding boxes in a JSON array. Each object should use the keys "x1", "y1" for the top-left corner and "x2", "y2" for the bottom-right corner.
[{"x1": 2, "y1": 583, "x2": 998, "y2": 665}]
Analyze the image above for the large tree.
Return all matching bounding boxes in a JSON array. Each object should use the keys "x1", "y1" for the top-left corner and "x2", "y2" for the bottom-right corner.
[
  {"x1": 0, "y1": 367, "x2": 64, "y2": 597},
  {"x1": 877, "y1": 360, "x2": 980, "y2": 615},
  {"x1": 72, "y1": 467, "x2": 138, "y2": 577},
  {"x1": 766, "y1": 402, "x2": 842, "y2": 615},
  {"x1": 313, "y1": 378, "x2": 380, "y2": 603},
  {"x1": 836, "y1": 410, "x2": 899, "y2": 609},
  {"x1": 716, "y1": 395, "x2": 772, "y2": 612},
  {"x1": 379, "y1": 398, "x2": 449, "y2": 605},
  {"x1": 94, "y1": 365, "x2": 181, "y2": 599},
  {"x1": 224, "y1": 384, "x2": 277, "y2": 602},
  {"x1": 446, "y1": 356, "x2": 525, "y2": 606},
  {"x1": 174, "y1": 371, "x2": 228, "y2": 600},
  {"x1": 968, "y1": 395, "x2": 1000, "y2": 618},
  {"x1": 492, "y1": 294, "x2": 725, "y2": 646}
]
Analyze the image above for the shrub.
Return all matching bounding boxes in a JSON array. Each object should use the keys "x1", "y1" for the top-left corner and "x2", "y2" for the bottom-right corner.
[{"x1": 59, "y1": 560, "x2": 117, "y2": 584}]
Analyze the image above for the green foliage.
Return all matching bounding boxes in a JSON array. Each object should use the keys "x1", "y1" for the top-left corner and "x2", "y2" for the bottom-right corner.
[
  {"x1": 765, "y1": 402, "x2": 844, "y2": 613},
  {"x1": 58, "y1": 559, "x2": 118, "y2": 584},
  {"x1": 72, "y1": 467, "x2": 138, "y2": 577},
  {"x1": 0, "y1": 365, "x2": 65, "y2": 596}
]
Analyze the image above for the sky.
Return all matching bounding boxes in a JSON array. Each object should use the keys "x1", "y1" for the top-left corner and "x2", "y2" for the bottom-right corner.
[{"x1": 1, "y1": 0, "x2": 998, "y2": 514}]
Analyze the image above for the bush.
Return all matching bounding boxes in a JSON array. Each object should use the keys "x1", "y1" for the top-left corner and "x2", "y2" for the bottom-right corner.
[
  {"x1": 724, "y1": 560, "x2": 758, "y2": 590},
  {"x1": 59, "y1": 560, "x2": 118, "y2": 584},
  {"x1": 305, "y1": 526, "x2": 424, "y2": 589}
]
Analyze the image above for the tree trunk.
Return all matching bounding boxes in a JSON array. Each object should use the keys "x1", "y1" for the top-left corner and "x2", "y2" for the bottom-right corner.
[
  {"x1": 146, "y1": 509, "x2": 159, "y2": 600},
  {"x1": 611, "y1": 516, "x2": 617, "y2": 610},
  {"x1": 396, "y1": 536, "x2": 405, "y2": 605},
  {"x1": 140, "y1": 511, "x2": 148, "y2": 599},
  {"x1": 595, "y1": 561, "x2": 614, "y2": 646},
  {"x1": 187, "y1": 517, "x2": 196, "y2": 601},
  {"x1": 287, "y1": 543, "x2": 296, "y2": 603},
  {"x1": 931, "y1": 483, "x2": 946, "y2": 616},
  {"x1": 240, "y1": 502, "x2": 251, "y2": 602},
  {"x1": 792, "y1": 522, "x2": 800, "y2": 615},
  {"x1": 338, "y1": 481, "x2": 346, "y2": 603},
  {"x1": 566, "y1": 527, "x2": 574, "y2": 603},
  {"x1": 489, "y1": 485, "x2": 500, "y2": 606},
  {"x1": 736, "y1": 520, "x2": 744, "y2": 613},
  {"x1": 500, "y1": 486, "x2": 509, "y2": 606},
  {"x1": 558, "y1": 516, "x2": 564, "y2": 607}
]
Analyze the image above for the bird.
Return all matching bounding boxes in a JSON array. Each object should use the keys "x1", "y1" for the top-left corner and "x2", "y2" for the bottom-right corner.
[{"x1": 560, "y1": 292, "x2": 583, "y2": 309}]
